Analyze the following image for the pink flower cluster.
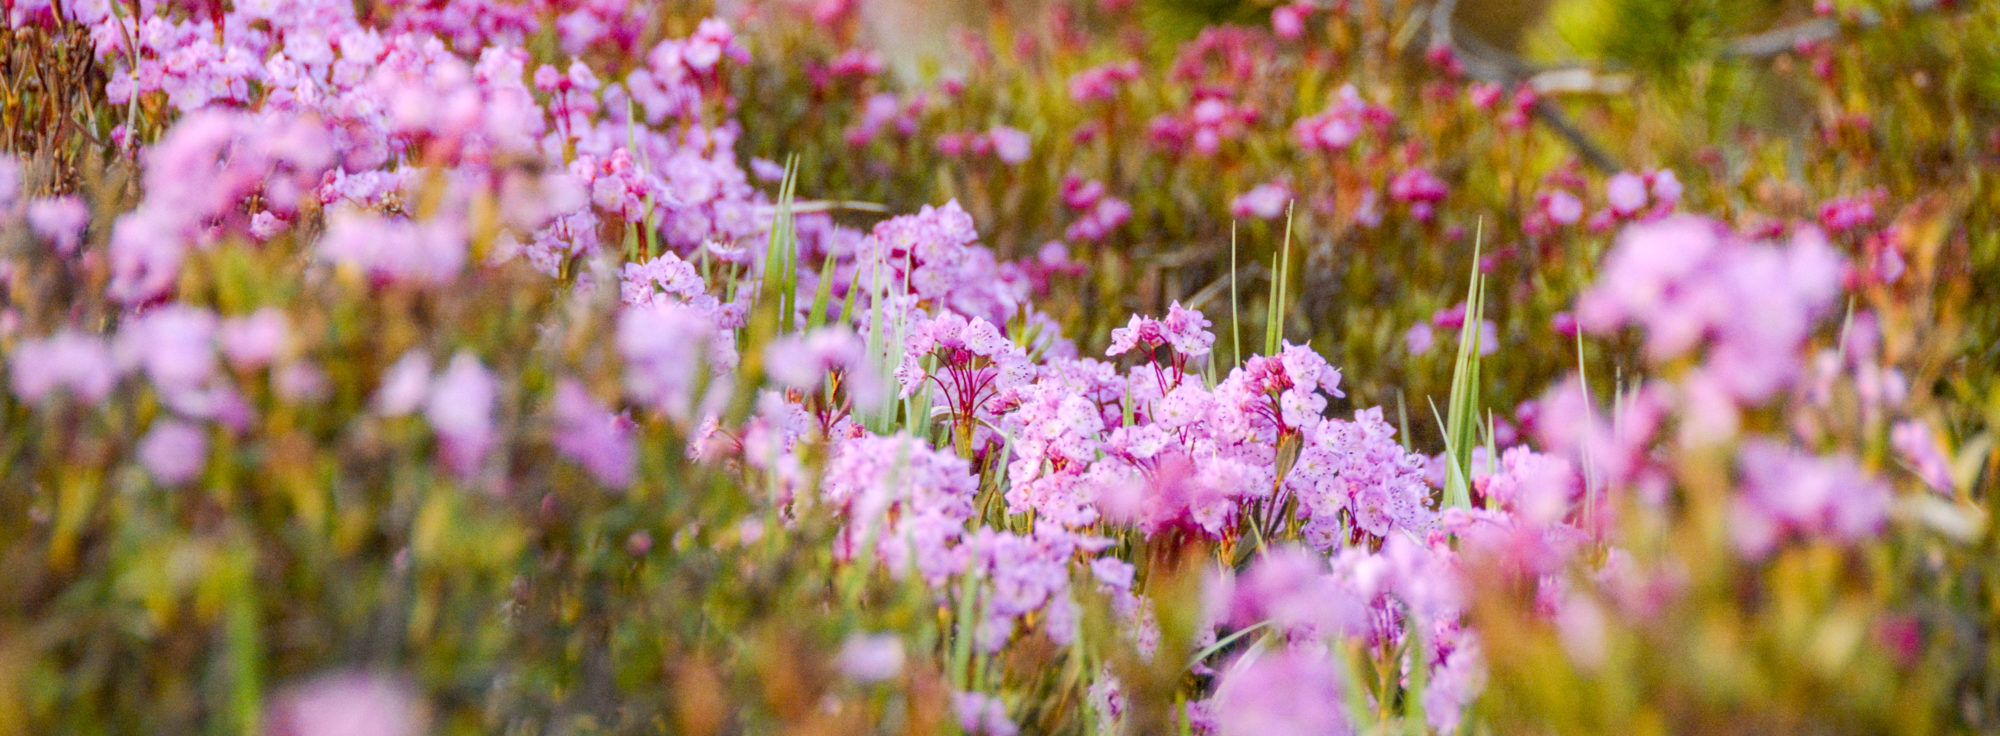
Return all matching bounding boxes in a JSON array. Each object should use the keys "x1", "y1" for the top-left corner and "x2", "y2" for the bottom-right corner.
[
  {"x1": 1068, "y1": 60, "x2": 1141, "y2": 104},
  {"x1": 1060, "y1": 176, "x2": 1133, "y2": 242},
  {"x1": 851, "y1": 201, "x2": 1033, "y2": 326},
  {"x1": 1292, "y1": 84, "x2": 1393, "y2": 154},
  {"x1": 1578, "y1": 216, "x2": 1844, "y2": 406},
  {"x1": 1731, "y1": 440, "x2": 1891, "y2": 559}
]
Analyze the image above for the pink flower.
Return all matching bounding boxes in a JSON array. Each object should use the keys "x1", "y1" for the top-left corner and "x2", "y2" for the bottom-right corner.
[
  {"x1": 1649, "y1": 169, "x2": 1683, "y2": 206},
  {"x1": 1062, "y1": 196, "x2": 1131, "y2": 242},
  {"x1": 834, "y1": 633, "x2": 905, "y2": 684},
  {"x1": 8, "y1": 331, "x2": 118, "y2": 404},
  {"x1": 1068, "y1": 61, "x2": 1140, "y2": 103},
  {"x1": 1605, "y1": 172, "x2": 1648, "y2": 216},
  {"x1": 1404, "y1": 321, "x2": 1435, "y2": 355},
  {"x1": 275, "y1": 362, "x2": 331, "y2": 404},
  {"x1": 1891, "y1": 420, "x2": 1953, "y2": 493},
  {"x1": 1732, "y1": 439, "x2": 1890, "y2": 559},
  {"x1": 115, "y1": 305, "x2": 219, "y2": 400},
  {"x1": 1271, "y1": 3, "x2": 1310, "y2": 39},
  {"x1": 750, "y1": 157, "x2": 787, "y2": 182},
  {"x1": 1542, "y1": 190, "x2": 1583, "y2": 225},
  {"x1": 425, "y1": 353, "x2": 497, "y2": 481},
  {"x1": 0, "y1": 156, "x2": 18, "y2": 217},
  {"x1": 264, "y1": 672, "x2": 424, "y2": 736},
  {"x1": 1230, "y1": 181, "x2": 1292, "y2": 220},
  {"x1": 373, "y1": 352, "x2": 433, "y2": 417},
  {"x1": 1220, "y1": 547, "x2": 1368, "y2": 637},
  {"x1": 1577, "y1": 217, "x2": 1842, "y2": 403},
  {"x1": 319, "y1": 208, "x2": 468, "y2": 286},
  {"x1": 552, "y1": 379, "x2": 635, "y2": 488},
  {"x1": 1476, "y1": 447, "x2": 1581, "y2": 524},
  {"x1": 988, "y1": 126, "x2": 1031, "y2": 164},
  {"x1": 1818, "y1": 194, "x2": 1877, "y2": 233},
  {"x1": 25, "y1": 196, "x2": 89, "y2": 255},
  {"x1": 1293, "y1": 85, "x2": 1386, "y2": 153},
  {"x1": 249, "y1": 211, "x2": 288, "y2": 241},
  {"x1": 139, "y1": 420, "x2": 207, "y2": 486},
  {"x1": 764, "y1": 326, "x2": 881, "y2": 407},
  {"x1": 953, "y1": 691, "x2": 1017, "y2": 736},
  {"x1": 822, "y1": 433, "x2": 979, "y2": 585},
  {"x1": 219, "y1": 309, "x2": 289, "y2": 370},
  {"x1": 1107, "y1": 302, "x2": 1216, "y2": 360},
  {"x1": 1468, "y1": 81, "x2": 1504, "y2": 110},
  {"x1": 1389, "y1": 167, "x2": 1448, "y2": 204},
  {"x1": 1389, "y1": 168, "x2": 1447, "y2": 220},
  {"x1": 619, "y1": 304, "x2": 734, "y2": 422},
  {"x1": 1213, "y1": 649, "x2": 1352, "y2": 736}
]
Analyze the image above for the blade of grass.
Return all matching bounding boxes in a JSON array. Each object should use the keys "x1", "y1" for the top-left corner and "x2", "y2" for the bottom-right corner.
[
  {"x1": 758, "y1": 156, "x2": 801, "y2": 333},
  {"x1": 1263, "y1": 202, "x2": 1297, "y2": 355},
  {"x1": 806, "y1": 246, "x2": 840, "y2": 332},
  {"x1": 1230, "y1": 221, "x2": 1242, "y2": 366},
  {"x1": 1440, "y1": 221, "x2": 1486, "y2": 509},
  {"x1": 1187, "y1": 620, "x2": 1271, "y2": 670}
]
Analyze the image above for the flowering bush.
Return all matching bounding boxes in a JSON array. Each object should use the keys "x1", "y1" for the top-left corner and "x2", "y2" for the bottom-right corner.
[{"x1": 2, "y1": 0, "x2": 1997, "y2": 734}]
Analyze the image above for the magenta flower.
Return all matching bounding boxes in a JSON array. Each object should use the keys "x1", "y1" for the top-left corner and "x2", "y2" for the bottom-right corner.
[
  {"x1": 1388, "y1": 167, "x2": 1447, "y2": 220},
  {"x1": 1390, "y1": 167, "x2": 1448, "y2": 204}
]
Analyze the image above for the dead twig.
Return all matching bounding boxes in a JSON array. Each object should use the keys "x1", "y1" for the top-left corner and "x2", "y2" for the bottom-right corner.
[
  {"x1": 1726, "y1": 0, "x2": 1943, "y2": 58},
  {"x1": 1429, "y1": 0, "x2": 1618, "y2": 171}
]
